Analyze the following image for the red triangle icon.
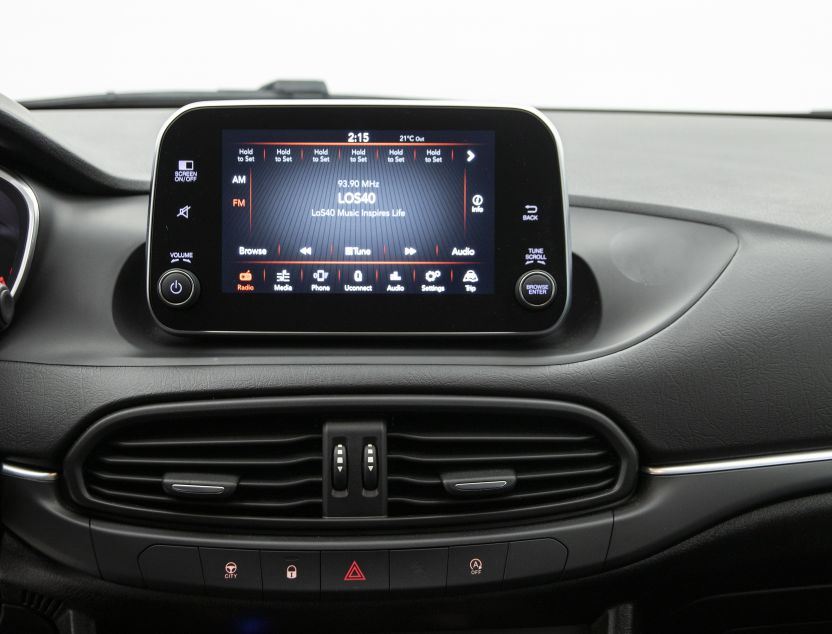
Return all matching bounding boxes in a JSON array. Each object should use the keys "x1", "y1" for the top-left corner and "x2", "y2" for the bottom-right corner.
[{"x1": 343, "y1": 560, "x2": 366, "y2": 581}]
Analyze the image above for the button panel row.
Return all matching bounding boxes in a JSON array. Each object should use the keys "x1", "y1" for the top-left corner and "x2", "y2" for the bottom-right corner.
[{"x1": 138, "y1": 539, "x2": 567, "y2": 595}]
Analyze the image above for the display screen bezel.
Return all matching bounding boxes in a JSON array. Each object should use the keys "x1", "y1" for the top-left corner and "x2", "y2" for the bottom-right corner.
[{"x1": 147, "y1": 102, "x2": 570, "y2": 336}]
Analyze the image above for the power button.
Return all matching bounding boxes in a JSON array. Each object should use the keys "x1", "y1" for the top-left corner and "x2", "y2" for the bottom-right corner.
[{"x1": 158, "y1": 269, "x2": 200, "y2": 308}]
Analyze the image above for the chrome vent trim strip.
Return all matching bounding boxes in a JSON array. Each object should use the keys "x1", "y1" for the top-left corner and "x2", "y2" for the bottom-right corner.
[
  {"x1": 645, "y1": 449, "x2": 832, "y2": 476},
  {"x1": 2, "y1": 462, "x2": 58, "y2": 481}
]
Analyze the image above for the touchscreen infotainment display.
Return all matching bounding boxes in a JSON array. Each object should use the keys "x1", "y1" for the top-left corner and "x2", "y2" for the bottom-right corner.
[
  {"x1": 147, "y1": 102, "x2": 569, "y2": 335},
  {"x1": 221, "y1": 130, "x2": 495, "y2": 296}
]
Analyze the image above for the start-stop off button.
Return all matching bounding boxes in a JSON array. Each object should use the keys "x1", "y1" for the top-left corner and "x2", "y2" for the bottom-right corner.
[
  {"x1": 158, "y1": 268, "x2": 199, "y2": 308},
  {"x1": 516, "y1": 270, "x2": 556, "y2": 309}
]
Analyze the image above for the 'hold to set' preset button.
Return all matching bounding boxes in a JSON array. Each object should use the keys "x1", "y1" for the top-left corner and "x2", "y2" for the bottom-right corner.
[
  {"x1": 516, "y1": 270, "x2": 556, "y2": 309},
  {"x1": 158, "y1": 269, "x2": 200, "y2": 308}
]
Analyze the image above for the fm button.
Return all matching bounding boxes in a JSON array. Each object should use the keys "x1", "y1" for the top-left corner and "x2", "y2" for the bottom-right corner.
[
  {"x1": 516, "y1": 270, "x2": 556, "y2": 309},
  {"x1": 158, "y1": 269, "x2": 200, "y2": 308}
]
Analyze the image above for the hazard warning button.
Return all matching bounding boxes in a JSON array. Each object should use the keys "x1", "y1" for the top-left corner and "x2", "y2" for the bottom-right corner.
[{"x1": 322, "y1": 551, "x2": 389, "y2": 592}]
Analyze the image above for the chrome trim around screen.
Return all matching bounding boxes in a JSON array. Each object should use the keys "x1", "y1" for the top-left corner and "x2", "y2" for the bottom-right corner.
[{"x1": 0, "y1": 167, "x2": 39, "y2": 297}]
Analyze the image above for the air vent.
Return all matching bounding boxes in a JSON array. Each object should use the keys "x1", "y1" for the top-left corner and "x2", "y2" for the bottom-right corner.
[
  {"x1": 387, "y1": 412, "x2": 631, "y2": 522},
  {"x1": 78, "y1": 416, "x2": 323, "y2": 525},
  {"x1": 65, "y1": 397, "x2": 637, "y2": 531}
]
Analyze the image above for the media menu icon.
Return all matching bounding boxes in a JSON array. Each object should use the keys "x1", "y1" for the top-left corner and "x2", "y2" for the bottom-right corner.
[{"x1": 274, "y1": 269, "x2": 293, "y2": 292}]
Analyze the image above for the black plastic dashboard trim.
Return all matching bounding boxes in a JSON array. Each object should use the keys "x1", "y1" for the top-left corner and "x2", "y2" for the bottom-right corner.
[{"x1": 0, "y1": 94, "x2": 147, "y2": 195}]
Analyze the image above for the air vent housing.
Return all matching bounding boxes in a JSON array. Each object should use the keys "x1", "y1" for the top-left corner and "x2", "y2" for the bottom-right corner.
[
  {"x1": 64, "y1": 396, "x2": 637, "y2": 531},
  {"x1": 73, "y1": 415, "x2": 323, "y2": 527},
  {"x1": 387, "y1": 412, "x2": 631, "y2": 523}
]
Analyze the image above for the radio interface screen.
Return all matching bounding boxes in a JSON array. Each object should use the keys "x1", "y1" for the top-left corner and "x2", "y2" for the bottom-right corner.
[
  {"x1": 221, "y1": 130, "x2": 495, "y2": 296},
  {"x1": 148, "y1": 103, "x2": 569, "y2": 335}
]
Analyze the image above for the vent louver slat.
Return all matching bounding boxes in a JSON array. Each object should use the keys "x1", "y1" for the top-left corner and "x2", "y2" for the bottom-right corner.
[
  {"x1": 81, "y1": 419, "x2": 323, "y2": 522},
  {"x1": 387, "y1": 415, "x2": 626, "y2": 520}
]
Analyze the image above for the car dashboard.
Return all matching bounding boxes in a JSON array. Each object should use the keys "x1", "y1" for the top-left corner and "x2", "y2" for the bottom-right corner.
[{"x1": 0, "y1": 98, "x2": 831, "y2": 634}]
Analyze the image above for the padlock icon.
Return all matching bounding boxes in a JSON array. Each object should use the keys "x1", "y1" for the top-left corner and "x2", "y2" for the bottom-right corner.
[{"x1": 286, "y1": 564, "x2": 298, "y2": 580}]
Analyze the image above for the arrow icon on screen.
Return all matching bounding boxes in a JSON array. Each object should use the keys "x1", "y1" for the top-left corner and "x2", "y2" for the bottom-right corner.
[{"x1": 466, "y1": 150, "x2": 476, "y2": 162}]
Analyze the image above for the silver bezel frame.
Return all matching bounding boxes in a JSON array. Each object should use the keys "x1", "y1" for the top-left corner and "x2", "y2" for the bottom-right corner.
[
  {"x1": 0, "y1": 167, "x2": 39, "y2": 298},
  {"x1": 146, "y1": 100, "x2": 571, "y2": 337}
]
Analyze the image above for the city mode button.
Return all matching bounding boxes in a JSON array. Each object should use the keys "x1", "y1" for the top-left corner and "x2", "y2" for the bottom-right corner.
[{"x1": 199, "y1": 548, "x2": 261, "y2": 595}]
